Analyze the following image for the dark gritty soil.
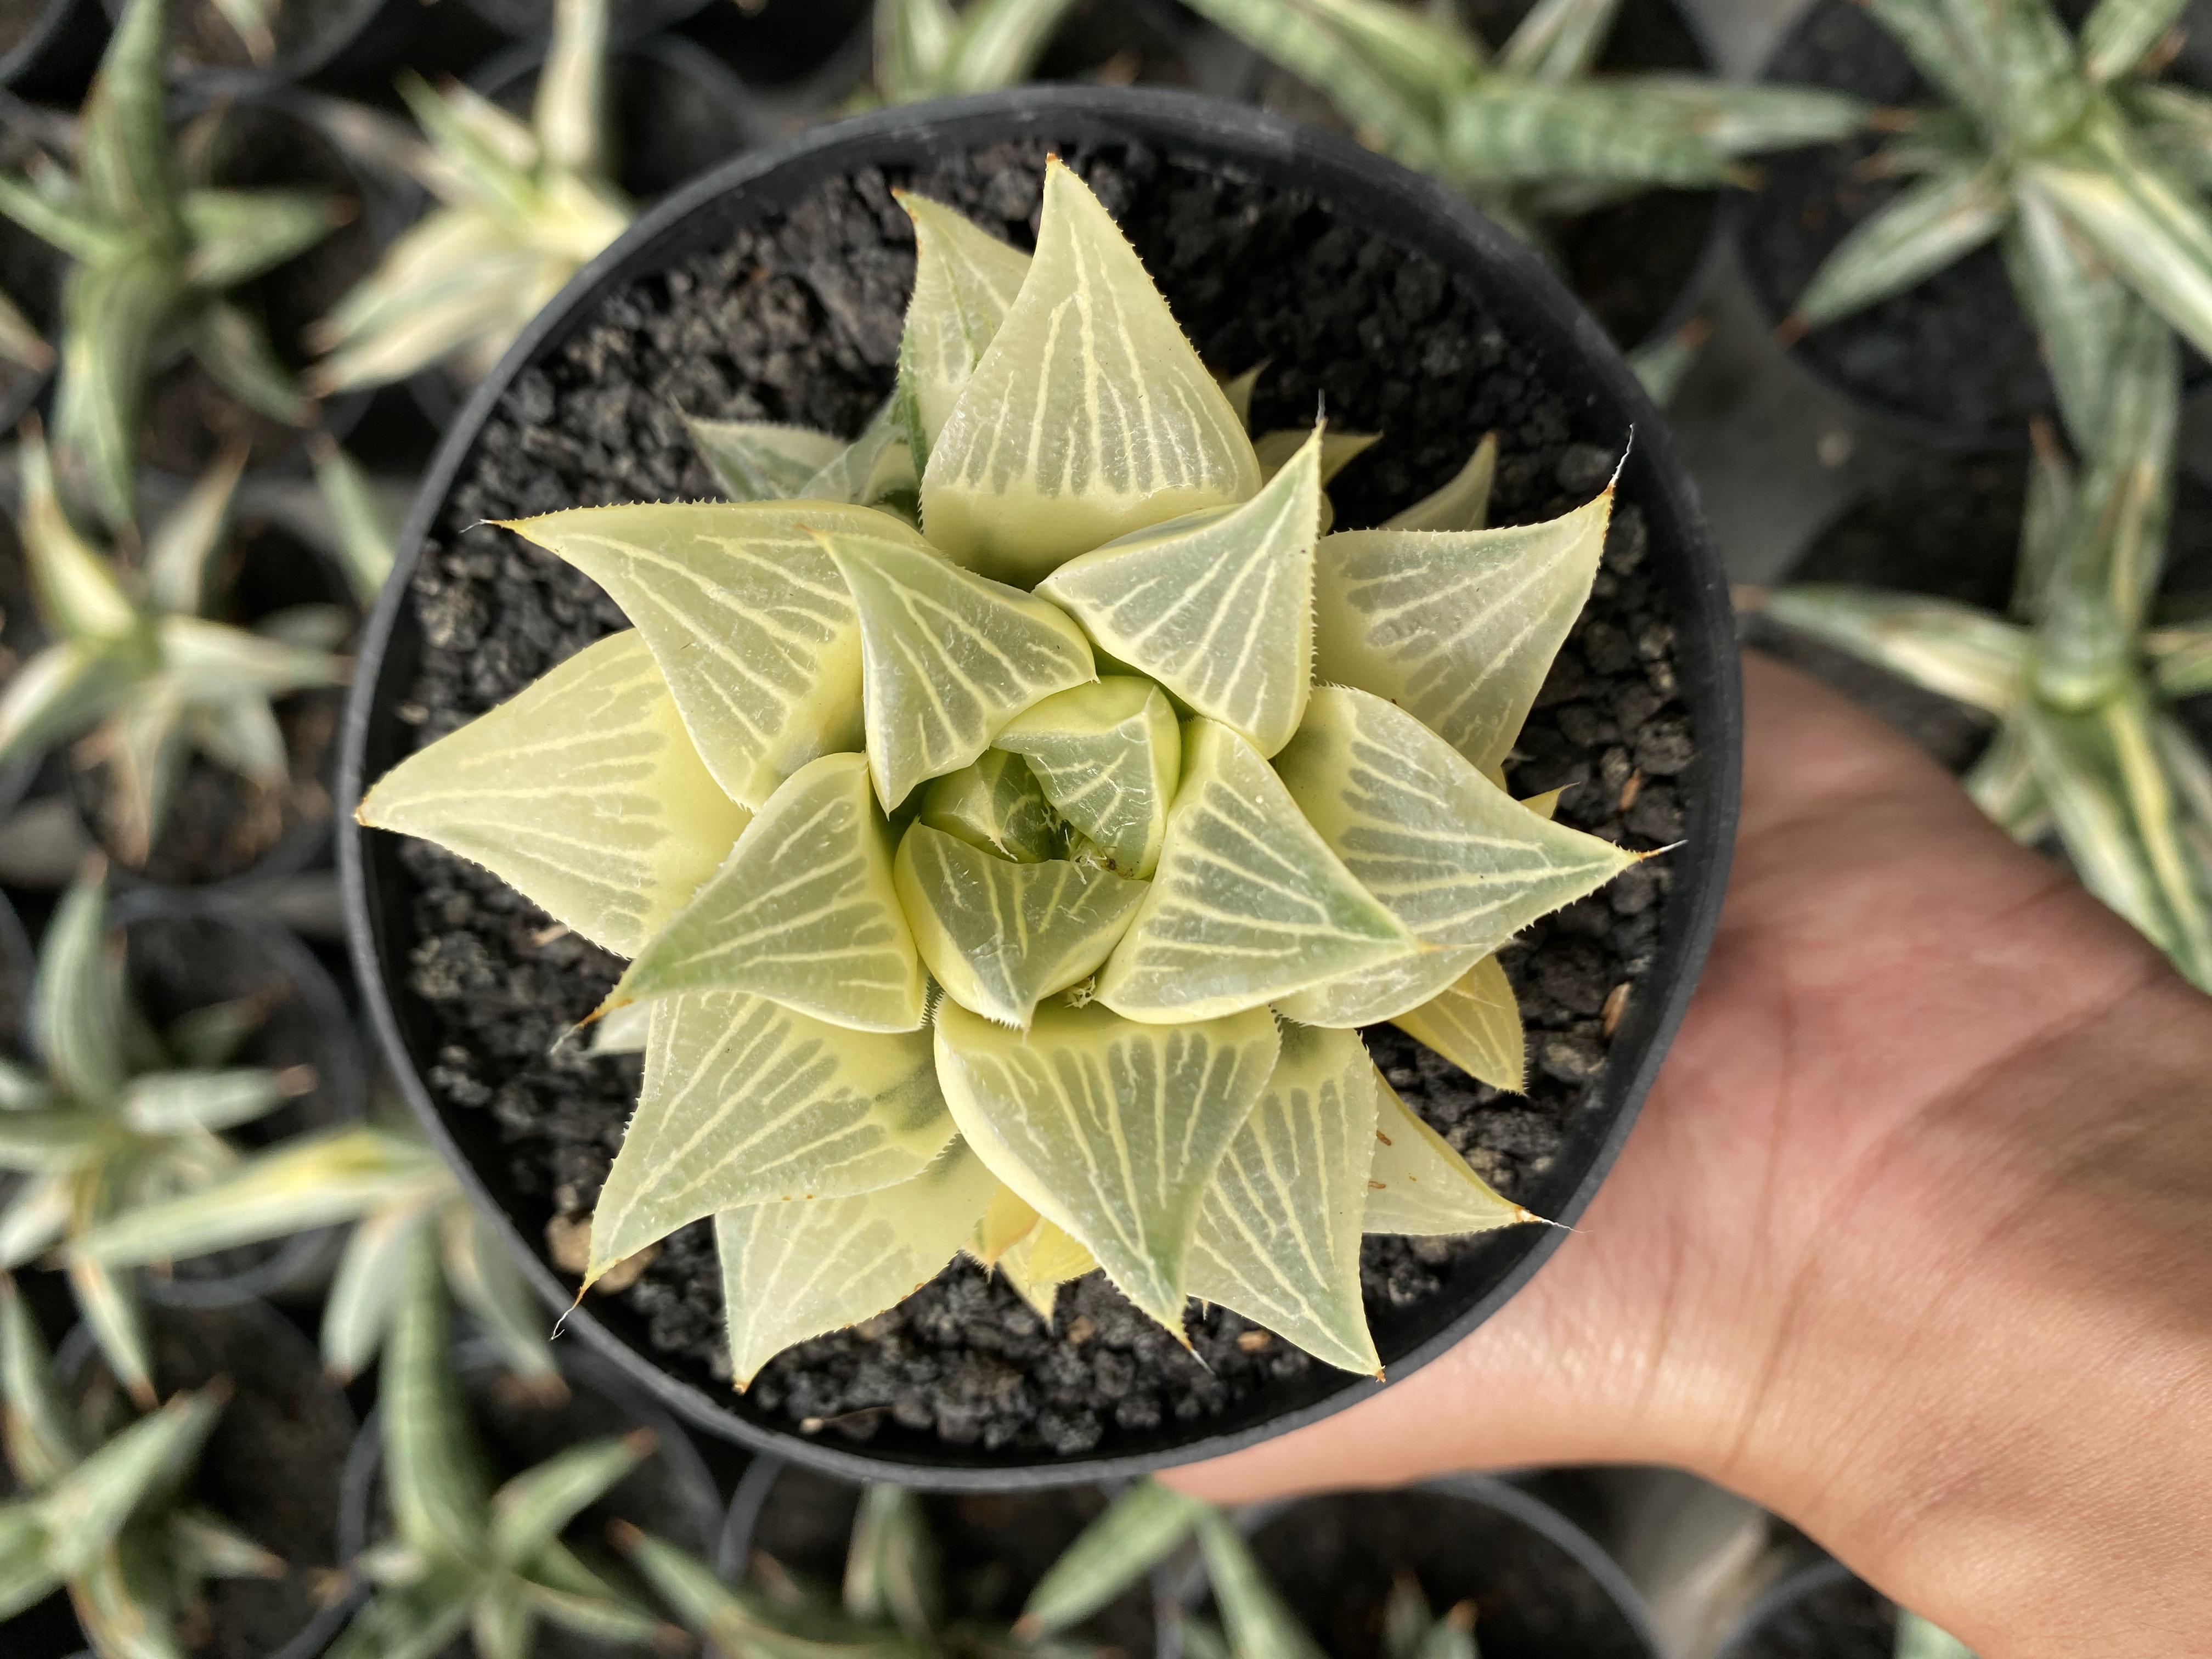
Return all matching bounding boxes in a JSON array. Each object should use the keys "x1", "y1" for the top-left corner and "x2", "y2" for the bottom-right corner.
[
  {"x1": 1245, "y1": 0, "x2": 1719, "y2": 350},
  {"x1": 0, "y1": 121, "x2": 65, "y2": 426},
  {"x1": 740, "y1": 1464, "x2": 1158, "y2": 1657},
  {"x1": 67, "y1": 519, "x2": 350, "y2": 887},
  {"x1": 143, "y1": 0, "x2": 364, "y2": 73},
  {"x1": 1742, "y1": 0, "x2": 2212, "y2": 438},
  {"x1": 142, "y1": 94, "x2": 382, "y2": 479},
  {"x1": 387, "y1": 141, "x2": 1690, "y2": 1457},
  {"x1": 70, "y1": 1301, "x2": 355, "y2": 1659},
  {"x1": 1724, "y1": 1571, "x2": 1892, "y2": 1659},
  {"x1": 1207, "y1": 1488, "x2": 1649, "y2": 1659}
]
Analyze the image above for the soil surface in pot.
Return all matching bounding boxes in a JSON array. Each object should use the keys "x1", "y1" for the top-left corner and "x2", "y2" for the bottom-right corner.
[
  {"x1": 1726, "y1": 1572, "x2": 1892, "y2": 1659},
  {"x1": 1245, "y1": 0, "x2": 1719, "y2": 349},
  {"x1": 72, "y1": 1301, "x2": 355, "y2": 1659},
  {"x1": 150, "y1": 0, "x2": 362, "y2": 73},
  {"x1": 388, "y1": 140, "x2": 1693, "y2": 1457},
  {"x1": 142, "y1": 95, "x2": 382, "y2": 479},
  {"x1": 1742, "y1": 0, "x2": 2212, "y2": 438},
  {"x1": 741, "y1": 1465, "x2": 1156, "y2": 1655},
  {"x1": 1211, "y1": 1487, "x2": 1649, "y2": 1659},
  {"x1": 66, "y1": 518, "x2": 348, "y2": 886},
  {"x1": 0, "y1": 123, "x2": 65, "y2": 421}
]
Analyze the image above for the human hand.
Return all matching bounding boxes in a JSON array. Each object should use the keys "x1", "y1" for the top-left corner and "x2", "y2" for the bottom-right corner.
[{"x1": 1170, "y1": 652, "x2": 2212, "y2": 1659}]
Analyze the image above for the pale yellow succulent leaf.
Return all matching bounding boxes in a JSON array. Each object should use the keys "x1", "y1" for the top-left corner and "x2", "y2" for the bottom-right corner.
[
  {"x1": 1388, "y1": 952, "x2": 1525, "y2": 1093},
  {"x1": 715, "y1": 1143, "x2": 996, "y2": 1389},
  {"x1": 933, "y1": 999, "x2": 1280, "y2": 1332},
  {"x1": 1038, "y1": 428, "x2": 1322, "y2": 757},
  {"x1": 897, "y1": 191, "x2": 1034, "y2": 459},
  {"x1": 804, "y1": 398, "x2": 921, "y2": 512},
  {"x1": 1272, "y1": 942, "x2": 1486, "y2": 1028},
  {"x1": 683, "y1": 417, "x2": 845, "y2": 503},
  {"x1": 1096, "y1": 720, "x2": 1419, "y2": 1022},
  {"x1": 971, "y1": 1181, "x2": 1041, "y2": 1267},
  {"x1": 918, "y1": 748, "x2": 1060, "y2": 862},
  {"x1": 919, "y1": 159, "x2": 1262, "y2": 582},
  {"x1": 819, "y1": 527, "x2": 1096, "y2": 808},
  {"x1": 607, "y1": 752, "x2": 925, "y2": 1032},
  {"x1": 586, "y1": 990, "x2": 955, "y2": 1280},
  {"x1": 1217, "y1": 363, "x2": 1263, "y2": 428},
  {"x1": 1252, "y1": 427, "x2": 1379, "y2": 487},
  {"x1": 1364, "y1": 1071, "x2": 1531, "y2": 1235},
  {"x1": 894, "y1": 824, "x2": 1146, "y2": 1028},
  {"x1": 356, "y1": 631, "x2": 751, "y2": 956},
  {"x1": 994, "y1": 677, "x2": 1181, "y2": 878},
  {"x1": 500, "y1": 502, "x2": 927, "y2": 809},
  {"x1": 1384, "y1": 433, "x2": 1498, "y2": 532},
  {"x1": 1314, "y1": 486, "x2": 1612, "y2": 777},
  {"x1": 1187, "y1": 1023, "x2": 1382, "y2": 1375},
  {"x1": 1276, "y1": 686, "x2": 1637, "y2": 956},
  {"x1": 997, "y1": 1217, "x2": 1097, "y2": 1323}
]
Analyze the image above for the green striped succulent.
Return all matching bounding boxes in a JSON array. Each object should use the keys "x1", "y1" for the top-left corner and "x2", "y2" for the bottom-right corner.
[
  {"x1": 0, "y1": 1275, "x2": 285, "y2": 1657},
  {"x1": 359, "y1": 160, "x2": 1639, "y2": 1384},
  {"x1": 1761, "y1": 302, "x2": 2212, "y2": 989},
  {"x1": 0, "y1": 425, "x2": 348, "y2": 866},
  {"x1": 1789, "y1": 0, "x2": 2212, "y2": 446},
  {"x1": 0, "y1": 0, "x2": 345, "y2": 531},
  {"x1": 868, "y1": 0, "x2": 1085, "y2": 104},
  {"x1": 1896, "y1": 1612, "x2": 1977, "y2": 1659},
  {"x1": 308, "y1": 0, "x2": 632, "y2": 397},
  {"x1": 0, "y1": 877, "x2": 318, "y2": 1409},
  {"x1": 1177, "y1": 0, "x2": 1866, "y2": 244},
  {"x1": 326, "y1": 1228, "x2": 671, "y2": 1659}
]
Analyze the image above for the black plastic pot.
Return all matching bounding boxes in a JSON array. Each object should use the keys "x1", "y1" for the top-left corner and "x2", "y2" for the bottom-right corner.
[
  {"x1": 340, "y1": 85, "x2": 1741, "y2": 1486},
  {"x1": 459, "y1": 0, "x2": 717, "y2": 41},
  {"x1": 681, "y1": 0, "x2": 874, "y2": 110},
  {"x1": 0, "y1": 0, "x2": 105, "y2": 98},
  {"x1": 1165, "y1": 1477, "x2": 1662, "y2": 1659},
  {"x1": 54, "y1": 1296, "x2": 361, "y2": 1659},
  {"x1": 403, "y1": 29, "x2": 769, "y2": 433},
  {"x1": 95, "y1": 0, "x2": 423, "y2": 86},
  {"x1": 1712, "y1": 1560, "x2": 1894, "y2": 1659},
  {"x1": 719, "y1": 1458, "x2": 1166, "y2": 1656}
]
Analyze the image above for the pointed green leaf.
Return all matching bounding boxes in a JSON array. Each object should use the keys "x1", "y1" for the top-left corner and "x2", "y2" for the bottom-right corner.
[
  {"x1": 35, "y1": 878, "x2": 129, "y2": 1108},
  {"x1": 1195, "y1": 1511, "x2": 1329, "y2": 1659},
  {"x1": 518, "y1": 1579, "x2": 666, "y2": 1647},
  {"x1": 1096, "y1": 719, "x2": 1418, "y2": 1022},
  {"x1": 80, "y1": 0, "x2": 181, "y2": 242},
  {"x1": 1388, "y1": 952, "x2": 1525, "y2": 1093},
  {"x1": 1315, "y1": 487, "x2": 1611, "y2": 780},
  {"x1": 324, "y1": 1571, "x2": 476, "y2": 1659},
  {"x1": 843, "y1": 1482, "x2": 941, "y2": 1634},
  {"x1": 1272, "y1": 941, "x2": 1485, "y2": 1029},
  {"x1": 383, "y1": 1226, "x2": 495, "y2": 1557},
  {"x1": 996, "y1": 1215, "x2": 1095, "y2": 1322},
  {"x1": 69, "y1": 1533, "x2": 190, "y2": 1659},
  {"x1": 1498, "y1": 0, "x2": 1614, "y2": 78},
  {"x1": 471, "y1": 1585, "x2": 533, "y2": 1659},
  {"x1": 996, "y1": 677, "x2": 1181, "y2": 878},
  {"x1": 920, "y1": 159, "x2": 1261, "y2": 583},
  {"x1": 439, "y1": 1200, "x2": 562, "y2": 1398},
  {"x1": 945, "y1": 0, "x2": 1083, "y2": 91},
  {"x1": 42, "y1": 1390, "x2": 222, "y2": 1576},
  {"x1": 0, "y1": 1112, "x2": 114, "y2": 1172},
  {"x1": 0, "y1": 643, "x2": 131, "y2": 772},
  {"x1": 918, "y1": 749, "x2": 1060, "y2": 862},
  {"x1": 185, "y1": 299, "x2": 314, "y2": 427},
  {"x1": 1386, "y1": 434, "x2": 1497, "y2": 534},
  {"x1": 877, "y1": 0, "x2": 961, "y2": 100},
  {"x1": 143, "y1": 452, "x2": 246, "y2": 621},
  {"x1": 1218, "y1": 364, "x2": 1263, "y2": 429},
  {"x1": 1366, "y1": 1072, "x2": 1531, "y2": 1234},
  {"x1": 684, "y1": 417, "x2": 846, "y2": 503},
  {"x1": 53, "y1": 252, "x2": 179, "y2": 531},
  {"x1": 156, "y1": 613, "x2": 341, "y2": 700},
  {"x1": 167, "y1": 1506, "x2": 281, "y2": 1580},
  {"x1": 490, "y1": 1432, "x2": 646, "y2": 1568},
  {"x1": 1253, "y1": 427, "x2": 1378, "y2": 487},
  {"x1": 2024, "y1": 139, "x2": 2212, "y2": 366},
  {"x1": 588, "y1": 989, "x2": 953, "y2": 1279},
  {"x1": 0, "y1": 1177, "x2": 72, "y2": 1270},
  {"x1": 500, "y1": 501, "x2": 918, "y2": 809},
  {"x1": 180, "y1": 188, "x2": 342, "y2": 291},
  {"x1": 323, "y1": 1203, "x2": 432, "y2": 1383},
  {"x1": 715, "y1": 1142, "x2": 996, "y2": 1388},
  {"x1": 358, "y1": 630, "x2": 751, "y2": 957},
  {"x1": 1444, "y1": 82, "x2": 1741, "y2": 191},
  {"x1": 2070, "y1": 297, "x2": 2179, "y2": 631},
  {"x1": 804, "y1": 397, "x2": 920, "y2": 514},
  {"x1": 533, "y1": 0, "x2": 612, "y2": 177},
  {"x1": 116, "y1": 1065, "x2": 299, "y2": 1136},
  {"x1": 1186, "y1": 1023, "x2": 1382, "y2": 1376},
  {"x1": 894, "y1": 824, "x2": 1146, "y2": 1027},
  {"x1": 2008, "y1": 187, "x2": 2131, "y2": 454},
  {"x1": 310, "y1": 438, "x2": 399, "y2": 607},
  {"x1": 2148, "y1": 620, "x2": 2212, "y2": 697},
  {"x1": 1039, "y1": 428, "x2": 1321, "y2": 757},
  {"x1": 1792, "y1": 165, "x2": 2011, "y2": 332},
  {"x1": 0, "y1": 1510, "x2": 60, "y2": 1623},
  {"x1": 1019, "y1": 1481, "x2": 1206, "y2": 1638},
  {"x1": 69, "y1": 1248, "x2": 156, "y2": 1410},
  {"x1": 19, "y1": 425, "x2": 139, "y2": 647},
  {"x1": 1761, "y1": 586, "x2": 2028, "y2": 715},
  {"x1": 607, "y1": 751, "x2": 925, "y2": 1032},
  {"x1": 2, "y1": 1273, "x2": 85, "y2": 1487},
  {"x1": 935, "y1": 999, "x2": 1280, "y2": 1331},
  {"x1": 1594, "y1": 76, "x2": 1870, "y2": 155},
  {"x1": 897, "y1": 191, "x2": 1033, "y2": 460},
  {"x1": 820, "y1": 527, "x2": 1096, "y2": 808},
  {"x1": 1894, "y1": 1611, "x2": 1979, "y2": 1659}
]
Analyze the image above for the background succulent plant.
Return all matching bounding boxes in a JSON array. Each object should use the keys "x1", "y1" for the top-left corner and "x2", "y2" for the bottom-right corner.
[
  {"x1": 1896, "y1": 1611, "x2": 1977, "y2": 1659},
  {"x1": 0, "y1": 877, "x2": 319, "y2": 1408},
  {"x1": 0, "y1": 0, "x2": 345, "y2": 531},
  {"x1": 0, "y1": 426, "x2": 348, "y2": 865},
  {"x1": 307, "y1": 0, "x2": 633, "y2": 397},
  {"x1": 1785, "y1": 0, "x2": 2212, "y2": 450},
  {"x1": 868, "y1": 0, "x2": 1086, "y2": 105},
  {"x1": 358, "y1": 159, "x2": 1642, "y2": 1385},
  {"x1": 1173, "y1": 0, "x2": 1866, "y2": 245}
]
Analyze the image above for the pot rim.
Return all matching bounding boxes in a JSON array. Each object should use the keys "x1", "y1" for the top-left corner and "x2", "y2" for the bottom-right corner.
[
  {"x1": 1711, "y1": 1558, "x2": 1875, "y2": 1659},
  {"x1": 340, "y1": 82, "x2": 1742, "y2": 1489}
]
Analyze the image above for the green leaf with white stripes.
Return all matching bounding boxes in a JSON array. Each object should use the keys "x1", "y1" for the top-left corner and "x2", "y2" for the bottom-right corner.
[
  {"x1": 1365, "y1": 1071, "x2": 1533, "y2": 1235},
  {"x1": 1792, "y1": 166, "x2": 2012, "y2": 332},
  {"x1": 587, "y1": 990, "x2": 953, "y2": 1281},
  {"x1": 2083, "y1": 0, "x2": 2192, "y2": 83},
  {"x1": 995, "y1": 677, "x2": 1181, "y2": 878},
  {"x1": 357, "y1": 630, "x2": 752, "y2": 957},
  {"x1": 897, "y1": 191, "x2": 1032, "y2": 460},
  {"x1": 1387, "y1": 435, "x2": 1497, "y2": 533},
  {"x1": 1019, "y1": 1481, "x2": 1207, "y2": 1638},
  {"x1": 383, "y1": 1226, "x2": 494, "y2": 1558},
  {"x1": 684, "y1": 417, "x2": 845, "y2": 503},
  {"x1": 1762, "y1": 587, "x2": 2029, "y2": 716},
  {"x1": 1389, "y1": 952, "x2": 1525, "y2": 1093},
  {"x1": 918, "y1": 749, "x2": 1060, "y2": 863}
]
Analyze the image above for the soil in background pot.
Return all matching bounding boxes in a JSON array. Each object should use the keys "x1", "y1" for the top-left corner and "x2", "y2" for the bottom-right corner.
[
  {"x1": 0, "y1": 119, "x2": 66, "y2": 426},
  {"x1": 1723, "y1": 1569, "x2": 1892, "y2": 1659},
  {"x1": 1209, "y1": 1486, "x2": 1651, "y2": 1659},
  {"x1": 69, "y1": 1300, "x2": 356, "y2": 1659},
  {"x1": 66, "y1": 517, "x2": 351, "y2": 887},
  {"x1": 387, "y1": 140, "x2": 1693, "y2": 1458},
  {"x1": 736, "y1": 1464, "x2": 1157, "y2": 1656},
  {"x1": 1244, "y1": 0, "x2": 1719, "y2": 349},
  {"x1": 141, "y1": 92, "x2": 384, "y2": 479}
]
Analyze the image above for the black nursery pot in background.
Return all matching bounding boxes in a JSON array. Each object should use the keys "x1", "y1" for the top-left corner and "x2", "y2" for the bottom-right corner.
[
  {"x1": 97, "y1": 0, "x2": 426, "y2": 85},
  {"x1": 1713, "y1": 1561, "x2": 1895, "y2": 1659},
  {"x1": 0, "y1": 0, "x2": 106, "y2": 98},
  {"x1": 342, "y1": 86, "x2": 1740, "y2": 1486}
]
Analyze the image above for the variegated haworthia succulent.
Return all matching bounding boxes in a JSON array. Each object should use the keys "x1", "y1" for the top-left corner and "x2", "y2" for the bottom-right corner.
[
  {"x1": 326, "y1": 1228, "x2": 671, "y2": 1659},
  {"x1": 359, "y1": 159, "x2": 1645, "y2": 1385},
  {"x1": 868, "y1": 0, "x2": 1084, "y2": 104},
  {"x1": 0, "y1": 877, "x2": 317, "y2": 1409},
  {"x1": 0, "y1": 0, "x2": 344, "y2": 530},
  {"x1": 308, "y1": 0, "x2": 631, "y2": 397},
  {"x1": 0, "y1": 425, "x2": 348, "y2": 865},
  {"x1": 1786, "y1": 0, "x2": 2212, "y2": 449},
  {"x1": 1762, "y1": 300, "x2": 2212, "y2": 989},
  {"x1": 0, "y1": 1275, "x2": 285, "y2": 1653},
  {"x1": 1895, "y1": 1612, "x2": 1977, "y2": 1659},
  {"x1": 1178, "y1": 0, "x2": 1866, "y2": 247}
]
